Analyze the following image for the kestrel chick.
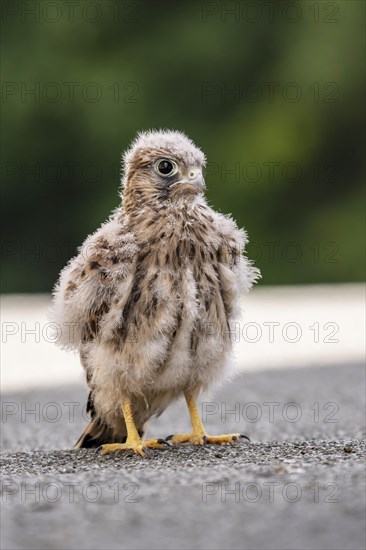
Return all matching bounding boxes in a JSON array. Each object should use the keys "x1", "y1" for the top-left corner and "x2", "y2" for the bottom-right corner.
[{"x1": 52, "y1": 130, "x2": 260, "y2": 456}]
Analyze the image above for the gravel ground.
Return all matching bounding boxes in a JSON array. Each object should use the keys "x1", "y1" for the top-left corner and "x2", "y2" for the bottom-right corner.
[{"x1": 1, "y1": 363, "x2": 365, "y2": 550}]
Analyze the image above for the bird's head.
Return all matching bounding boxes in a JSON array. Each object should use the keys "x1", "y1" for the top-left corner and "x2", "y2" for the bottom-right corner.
[{"x1": 121, "y1": 130, "x2": 206, "y2": 209}]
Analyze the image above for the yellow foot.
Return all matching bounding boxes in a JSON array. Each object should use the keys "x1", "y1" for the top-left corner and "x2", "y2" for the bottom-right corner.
[
  {"x1": 167, "y1": 433, "x2": 206, "y2": 445},
  {"x1": 166, "y1": 433, "x2": 246, "y2": 446},
  {"x1": 206, "y1": 434, "x2": 242, "y2": 445},
  {"x1": 100, "y1": 438, "x2": 167, "y2": 457}
]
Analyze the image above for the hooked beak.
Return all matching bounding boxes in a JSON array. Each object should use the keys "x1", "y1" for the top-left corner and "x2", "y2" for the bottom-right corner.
[
  {"x1": 186, "y1": 174, "x2": 206, "y2": 191},
  {"x1": 170, "y1": 169, "x2": 206, "y2": 192}
]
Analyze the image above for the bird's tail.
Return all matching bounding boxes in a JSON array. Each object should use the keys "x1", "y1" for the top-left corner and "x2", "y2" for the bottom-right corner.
[{"x1": 74, "y1": 418, "x2": 127, "y2": 449}]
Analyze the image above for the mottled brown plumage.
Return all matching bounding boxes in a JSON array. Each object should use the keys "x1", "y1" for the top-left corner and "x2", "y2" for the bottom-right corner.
[{"x1": 52, "y1": 130, "x2": 260, "y2": 454}]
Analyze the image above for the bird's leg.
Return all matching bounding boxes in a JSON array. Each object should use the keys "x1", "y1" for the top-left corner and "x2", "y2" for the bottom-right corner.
[
  {"x1": 100, "y1": 399, "x2": 166, "y2": 457},
  {"x1": 167, "y1": 392, "x2": 243, "y2": 446}
]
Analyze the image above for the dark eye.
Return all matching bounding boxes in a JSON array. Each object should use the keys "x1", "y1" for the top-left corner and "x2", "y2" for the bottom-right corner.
[
  {"x1": 156, "y1": 159, "x2": 177, "y2": 176},
  {"x1": 158, "y1": 160, "x2": 173, "y2": 174}
]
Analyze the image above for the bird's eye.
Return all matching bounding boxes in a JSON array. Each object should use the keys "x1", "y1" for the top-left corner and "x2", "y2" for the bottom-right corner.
[{"x1": 156, "y1": 159, "x2": 177, "y2": 177}]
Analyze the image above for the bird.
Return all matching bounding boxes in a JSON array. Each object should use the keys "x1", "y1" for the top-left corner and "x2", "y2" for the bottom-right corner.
[{"x1": 52, "y1": 129, "x2": 260, "y2": 456}]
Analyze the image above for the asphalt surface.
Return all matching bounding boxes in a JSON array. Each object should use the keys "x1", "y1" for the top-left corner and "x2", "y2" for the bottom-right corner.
[{"x1": 1, "y1": 363, "x2": 365, "y2": 550}]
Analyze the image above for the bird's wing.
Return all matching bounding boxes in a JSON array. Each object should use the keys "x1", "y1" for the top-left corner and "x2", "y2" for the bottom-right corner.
[
  {"x1": 51, "y1": 213, "x2": 138, "y2": 350},
  {"x1": 214, "y1": 212, "x2": 261, "y2": 321}
]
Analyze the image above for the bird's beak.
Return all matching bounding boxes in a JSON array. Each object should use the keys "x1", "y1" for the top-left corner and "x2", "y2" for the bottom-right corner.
[
  {"x1": 182, "y1": 169, "x2": 206, "y2": 191},
  {"x1": 169, "y1": 169, "x2": 206, "y2": 193},
  {"x1": 189, "y1": 174, "x2": 206, "y2": 191}
]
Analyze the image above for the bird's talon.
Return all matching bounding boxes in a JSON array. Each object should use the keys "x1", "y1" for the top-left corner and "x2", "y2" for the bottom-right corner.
[{"x1": 157, "y1": 438, "x2": 171, "y2": 446}]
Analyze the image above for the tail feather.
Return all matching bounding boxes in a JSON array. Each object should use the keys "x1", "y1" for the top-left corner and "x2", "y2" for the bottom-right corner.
[
  {"x1": 74, "y1": 391, "x2": 127, "y2": 448},
  {"x1": 74, "y1": 418, "x2": 127, "y2": 449},
  {"x1": 74, "y1": 390, "x2": 125, "y2": 449},
  {"x1": 74, "y1": 391, "x2": 145, "y2": 449}
]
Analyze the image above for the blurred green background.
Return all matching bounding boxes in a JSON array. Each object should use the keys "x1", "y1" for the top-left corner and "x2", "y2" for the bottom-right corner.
[{"x1": 1, "y1": 0, "x2": 364, "y2": 292}]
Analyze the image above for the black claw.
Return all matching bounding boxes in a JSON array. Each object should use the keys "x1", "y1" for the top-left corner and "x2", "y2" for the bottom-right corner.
[
  {"x1": 232, "y1": 435, "x2": 238, "y2": 442},
  {"x1": 165, "y1": 434, "x2": 174, "y2": 442},
  {"x1": 202, "y1": 435, "x2": 208, "y2": 445},
  {"x1": 240, "y1": 434, "x2": 251, "y2": 442},
  {"x1": 157, "y1": 438, "x2": 170, "y2": 446}
]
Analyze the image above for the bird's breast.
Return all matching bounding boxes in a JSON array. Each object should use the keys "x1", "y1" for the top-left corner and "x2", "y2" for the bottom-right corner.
[
  {"x1": 118, "y1": 237, "x2": 226, "y2": 351},
  {"x1": 116, "y1": 207, "x2": 229, "y2": 358}
]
